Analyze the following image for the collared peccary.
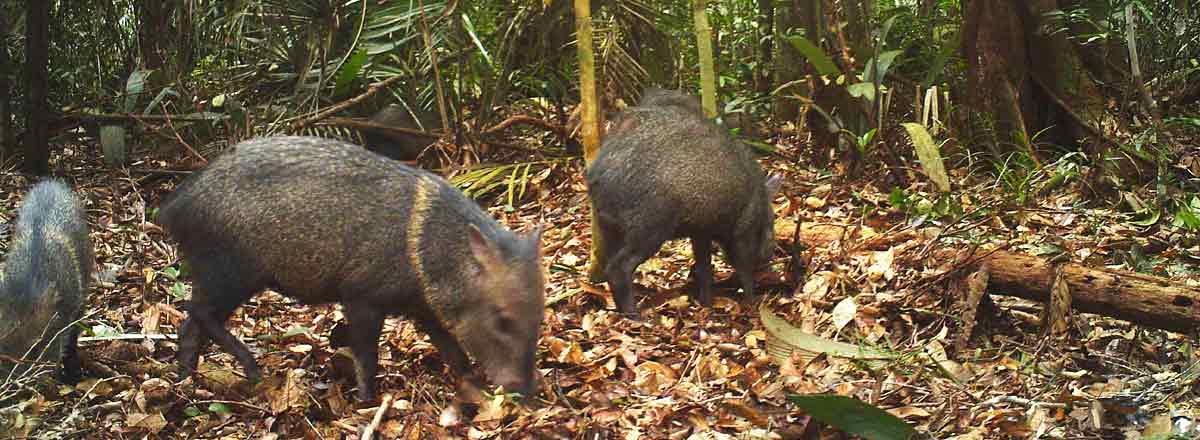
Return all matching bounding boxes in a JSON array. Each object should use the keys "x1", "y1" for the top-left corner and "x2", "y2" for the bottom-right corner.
[
  {"x1": 587, "y1": 90, "x2": 782, "y2": 317},
  {"x1": 156, "y1": 136, "x2": 544, "y2": 401},
  {"x1": 0, "y1": 180, "x2": 92, "y2": 384},
  {"x1": 362, "y1": 104, "x2": 441, "y2": 161}
]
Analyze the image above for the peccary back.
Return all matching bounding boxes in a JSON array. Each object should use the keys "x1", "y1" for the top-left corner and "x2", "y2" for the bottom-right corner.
[
  {"x1": 0, "y1": 180, "x2": 92, "y2": 384},
  {"x1": 639, "y1": 87, "x2": 703, "y2": 115},
  {"x1": 586, "y1": 90, "x2": 781, "y2": 317},
  {"x1": 157, "y1": 136, "x2": 544, "y2": 401}
]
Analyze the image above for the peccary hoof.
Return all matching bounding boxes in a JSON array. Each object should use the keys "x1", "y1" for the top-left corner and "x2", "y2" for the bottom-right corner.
[
  {"x1": 57, "y1": 367, "x2": 82, "y2": 385},
  {"x1": 619, "y1": 309, "x2": 645, "y2": 321},
  {"x1": 739, "y1": 293, "x2": 764, "y2": 308},
  {"x1": 354, "y1": 391, "x2": 379, "y2": 407}
]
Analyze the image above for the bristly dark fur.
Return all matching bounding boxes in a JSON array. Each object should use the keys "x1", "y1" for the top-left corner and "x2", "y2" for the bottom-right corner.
[
  {"x1": 0, "y1": 179, "x2": 92, "y2": 384},
  {"x1": 157, "y1": 136, "x2": 544, "y2": 402},
  {"x1": 586, "y1": 88, "x2": 781, "y2": 317}
]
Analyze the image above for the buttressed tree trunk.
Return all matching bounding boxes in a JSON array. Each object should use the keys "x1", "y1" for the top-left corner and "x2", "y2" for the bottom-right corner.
[{"x1": 962, "y1": 0, "x2": 1106, "y2": 165}]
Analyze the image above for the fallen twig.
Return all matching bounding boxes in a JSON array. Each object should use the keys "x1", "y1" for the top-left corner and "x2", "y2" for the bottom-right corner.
[{"x1": 361, "y1": 393, "x2": 395, "y2": 440}]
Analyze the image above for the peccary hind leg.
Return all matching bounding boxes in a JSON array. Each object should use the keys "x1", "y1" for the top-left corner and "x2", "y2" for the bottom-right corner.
[
  {"x1": 177, "y1": 267, "x2": 261, "y2": 381},
  {"x1": 343, "y1": 302, "x2": 386, "y2": 402},
  {"x1": 180, "y1": 299, "x2": 261, "y2": 381},
  {"x1": 58, "y1": 325, "x2": 82, "y2": 384},
  {"x1": 605, "y1": 221, "x2": 675, "y2": 318}
]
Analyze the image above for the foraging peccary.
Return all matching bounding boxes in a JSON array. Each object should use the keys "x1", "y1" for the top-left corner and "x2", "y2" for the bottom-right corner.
[
  {"x1": 0, "y1": 180, "x2": 92, "y2": 384},
  {"x1": 362, "y1": 104, "x2": 441, "y2": 161},
  {"x1": 156, "y1": 136, "x2": 544, "y2": 401},
  {"x1": 586, "y1": 96, "x2": 781, "y2": 317}
]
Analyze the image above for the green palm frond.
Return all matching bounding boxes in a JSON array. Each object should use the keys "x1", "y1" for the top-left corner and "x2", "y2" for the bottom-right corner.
[{"x1": 449, "y1": 159, "x2": 568, "y2": 204}]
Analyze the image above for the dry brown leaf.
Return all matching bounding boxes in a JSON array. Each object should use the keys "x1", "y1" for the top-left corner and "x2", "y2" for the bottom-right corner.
[
  {"x1": 267, "y1": 368, "x2": 309, "y2": 414},
  {"x1": 126, "y1": 412, "x2": 168, "y2": 433},
  {"x1": 1043, "y1": 264, "x2": 1071, "y2": 337},
  {"x1": 954, "y1": 263, "x2": 990, "y2": 355}
]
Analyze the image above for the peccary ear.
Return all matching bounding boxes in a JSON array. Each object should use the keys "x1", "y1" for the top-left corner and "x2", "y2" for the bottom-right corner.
[
  {"x1": 467, "y1": 224, "x2": 503, "y2": 271},
  {"x1": 613, "y1": 115, "x2": 640, "y2": 134},
  {"x1": 765, "y1": 174, "x2": 783, "y2": 197}
]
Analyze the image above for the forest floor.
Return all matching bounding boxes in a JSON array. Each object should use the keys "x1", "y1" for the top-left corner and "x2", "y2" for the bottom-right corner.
[{"x1": 2, "y1": 137, "x2": 1200, "y2": 439}]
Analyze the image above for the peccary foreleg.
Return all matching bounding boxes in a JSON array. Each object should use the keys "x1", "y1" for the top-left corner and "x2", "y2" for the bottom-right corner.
[
  {"x1": 690, "y1": 237, "x2": 714, "y2": 307},
  {"x1": 343, "y1": 302, "x2": 386, "y2": 402}
]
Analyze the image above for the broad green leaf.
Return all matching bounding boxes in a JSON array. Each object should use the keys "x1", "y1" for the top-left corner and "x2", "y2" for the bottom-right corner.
[
  {"x1": 334, "y1": 49, "x2": 368, "y2": 97},
  {"x1": 786, "y1": 35, "x2": 838, "y2": 77},
  {"x1": 847, "y1": 82, "x2": 876, "y2": 101},
  {"x1": 1174, "y1": 204, "x2": 1200, "y2": 230},
  {"x1": 124, "y1": 69, "x2": 155, "y2": 113},
  {"x1": 99, "y1": 125, "x2": 127, "y2": 167},
  {"x1": 208, "y1": 403, "x2": 232, "y2": 416},
  {"x1": 901, "y1": 123, "x2": 950, "y2": 192},
  {"x1": 143, "y1": 88, "x2": 178, "y2": 115},
  {"x1": 863, "y1": 50, "x2": 903, "y2": 83},
  {"x1": 169, "y1": 282, "x2": 189, "y2": 300},
  {"x1": 889, "y1": 187, "x2": 907, "y2": 207},
  {"x1": 921, "y1": 30, "x2": 960, "y2": 89},
  {"x1": 878, "y1": 14, "x2": 900, "y2": 43},
  {"x1": 759, "y1": 302, "x2": 895, "y2": 368},
  {"x1": 788, "y1": 395, "x2": 920, "y2": 440},
  {"x1": 90, "y1": 324, "x2": 119, "y2": 338}
]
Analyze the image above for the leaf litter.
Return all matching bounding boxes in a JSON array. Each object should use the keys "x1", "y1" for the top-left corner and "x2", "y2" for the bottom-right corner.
[{"x1": 0, "y1": 140, "x2": 1199, "y2": 439}]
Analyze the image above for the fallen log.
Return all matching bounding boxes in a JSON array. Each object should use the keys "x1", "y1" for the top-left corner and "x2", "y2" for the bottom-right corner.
[{"x1": 794, "y1": 223, "x2": 1200, "y2": 334}]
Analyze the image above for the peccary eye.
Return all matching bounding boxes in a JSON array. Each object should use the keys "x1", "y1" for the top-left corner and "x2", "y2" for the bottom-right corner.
[{"x1": 497, "y1": 316, "x2": 517, "y2": 335}]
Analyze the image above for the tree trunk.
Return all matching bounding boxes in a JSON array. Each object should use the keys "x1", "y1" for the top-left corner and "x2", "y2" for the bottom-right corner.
[
  {"x1": 961, "y1": 0, "x2": 1030, "y2": 161},
  {"x1": 962, "y1": 0, "x2": 1108, "y2": 169},
  {"x1": 574, "y1": 0, "x2": 606, "y2": 282},
  {"x1": 23, "y1": 0, "x2": 51, "y2": 175},
  {"x1": 693, "y1": 0, "x2": 717, "y2": 118},
  {"x1": 772, "y1": 0, "x2": 817, "y2": 121},
  {"x1": 0, "y1": 5, "x2": 11, "y2": 158},
  {"x1": 754, "y1": 0, "x2": 774, "y2": 94},
  {"x1": 174, "y1": 1, "x2": 197, "y2": 81},
  {"x1": 137, "y1": 0, "x2": 172, "y2": 71}
]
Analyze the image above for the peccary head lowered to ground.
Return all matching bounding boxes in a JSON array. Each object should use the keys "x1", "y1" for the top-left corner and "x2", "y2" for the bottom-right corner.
[
  {"x1": 156, "y1": 136, "x2": 545, "y2": 401},
  {"x1": 0, "y1": 179, "x2": 92, "y2": 384},
  {"x1": 587, "y1": 89, "x2": 781, "y2": 317}
]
